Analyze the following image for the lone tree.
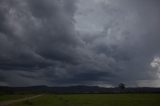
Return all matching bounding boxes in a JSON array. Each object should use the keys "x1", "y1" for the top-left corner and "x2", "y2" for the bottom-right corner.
[{"x1": 118, "y1": 83, "x2": 125, "y2": 90}]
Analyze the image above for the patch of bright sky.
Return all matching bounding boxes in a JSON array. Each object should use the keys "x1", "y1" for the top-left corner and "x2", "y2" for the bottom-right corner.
[{"x1": 151, "y1": 57, "x2": 160, "y2": 79}]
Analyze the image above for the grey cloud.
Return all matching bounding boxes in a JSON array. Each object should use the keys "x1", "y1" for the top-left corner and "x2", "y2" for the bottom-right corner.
[
  {"x1": 0, "y1": 0, "x2": 160, "y2": 87},
  {"x1": 75, "y1": 0, "x2": 160, "y2": 86}
]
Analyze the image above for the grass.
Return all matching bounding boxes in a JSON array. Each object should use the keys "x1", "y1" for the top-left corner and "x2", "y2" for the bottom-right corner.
[
  {"x1": 0, "y1": 94, "x2": 33, "y2": 102},
  {"x1": 10, "y1": 93, "x2": 160, "y2": 106}
]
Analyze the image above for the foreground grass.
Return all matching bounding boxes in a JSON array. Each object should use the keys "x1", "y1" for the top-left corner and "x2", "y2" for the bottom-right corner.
[
  {"x1": 10, "y1": 93, "x2": 160, "y2": 106},
  {"x1": 0, "y1": 94, "x2": 33, "y2": 102}
]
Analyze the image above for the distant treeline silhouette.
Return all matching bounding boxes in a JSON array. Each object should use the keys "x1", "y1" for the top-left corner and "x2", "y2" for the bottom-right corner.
[{"x1": 1, "y1": 85, "x2": 160, "y2": 94}]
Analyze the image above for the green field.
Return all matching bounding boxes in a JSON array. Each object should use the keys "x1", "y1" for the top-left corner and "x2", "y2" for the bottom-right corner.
[
  {"x1": 0, "y1": 94, "x2": 33, "y2": 102},
  {"x1": 6, "y1": 94, "x2": 160, "y2": 106}
]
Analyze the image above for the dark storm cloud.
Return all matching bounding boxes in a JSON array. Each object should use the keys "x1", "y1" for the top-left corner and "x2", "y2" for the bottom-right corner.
[
  {"x1": 0, "y1": 0, "x2": 83, "y2": 86},
  {"x1": 0, "y1": 0, "x2": 160, "y2": 87},
  {"x1": 0, "y1": 0, "x2": 79, "y2": 68},
  {"x1": 75, "y1": 0, "x2": 160, "y2": 86},
  {"x1": 101, "y1": 0, "x2": 160, "y2": 86},
  {"x1": 0, "y1": 0, "x2": 110, "y2": 86}
]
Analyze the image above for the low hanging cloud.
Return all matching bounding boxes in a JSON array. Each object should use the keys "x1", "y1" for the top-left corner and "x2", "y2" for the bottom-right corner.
[{"x1": 0, "y1": 0, "x2": 160, "y2": 87}]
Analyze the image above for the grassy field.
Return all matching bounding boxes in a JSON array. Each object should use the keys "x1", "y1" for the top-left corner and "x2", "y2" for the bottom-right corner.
[
  {"x1": 0, "y1": 94, "x2": 33, "y2": 102},
  {"x1": 7, "y1": 93, "x2": 160, "y2": 106}
]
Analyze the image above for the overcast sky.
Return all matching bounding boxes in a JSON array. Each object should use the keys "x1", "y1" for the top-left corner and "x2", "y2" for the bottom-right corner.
[{"x1": 0, "y1": 0, "x2": 160, "y2": 87}]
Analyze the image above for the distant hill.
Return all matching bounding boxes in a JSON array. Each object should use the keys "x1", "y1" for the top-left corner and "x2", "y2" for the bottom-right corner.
[{"x1": 1, "y1": 85, "x2": 160, "y2": 94}]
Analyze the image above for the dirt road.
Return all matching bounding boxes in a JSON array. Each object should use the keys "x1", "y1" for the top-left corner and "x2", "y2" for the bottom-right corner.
[{"x1": 0, "y1": 95, "x2": 43, "y2": 106}]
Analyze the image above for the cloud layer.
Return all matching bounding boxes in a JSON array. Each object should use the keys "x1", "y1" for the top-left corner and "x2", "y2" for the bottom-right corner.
[{"x1": 0, "y1": 0, "x2": 160, "y2": 87}]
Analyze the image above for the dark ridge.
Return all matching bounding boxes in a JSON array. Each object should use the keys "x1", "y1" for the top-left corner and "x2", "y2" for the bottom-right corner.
[{"x1": 0, "y1": 85, "x2": 160, "y2": 94}]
